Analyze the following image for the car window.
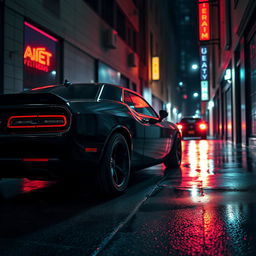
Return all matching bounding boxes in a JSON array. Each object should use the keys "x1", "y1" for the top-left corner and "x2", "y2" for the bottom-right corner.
[
  {"x1": 181, "y1": 118, "x2": 201, "y2": 124},
  {"x1": 100, "y1": 84, "x2": 122, "y2": 101},
  {"x1": 123, "y1": 91, "x2": 158, "y2": 118}
]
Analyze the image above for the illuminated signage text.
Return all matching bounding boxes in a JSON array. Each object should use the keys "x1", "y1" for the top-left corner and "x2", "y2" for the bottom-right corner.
[
  {"x1": 24, "y1": 46, "x2": 53, "y2": 72},
  {"x1": 198, "y1": 1, "x2": 210, "y2": 41},
  {"x1": 152, "y1": 57, "x2": 160, "y2": 80},
  {"x1": 200, "y1": 46, "x2": 209, "y2": 101}
]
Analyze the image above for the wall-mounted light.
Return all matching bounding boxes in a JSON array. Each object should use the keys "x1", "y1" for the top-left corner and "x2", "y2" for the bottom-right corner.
[
  {"x1": 208, "y1": 100, "x2": 214, "y2": 110},
  {"x1": 224, "y1": 69, "x2": 231, "y2": 80}
]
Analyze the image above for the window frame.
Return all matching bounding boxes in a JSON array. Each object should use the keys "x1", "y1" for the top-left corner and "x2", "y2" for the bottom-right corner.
[{"x1": 122, "y1": 89, "x2": 159, "y2": 119}]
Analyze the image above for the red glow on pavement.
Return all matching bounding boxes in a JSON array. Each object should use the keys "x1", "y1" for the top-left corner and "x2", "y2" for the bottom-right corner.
[
  {"x1": 182, "y1": 140, "x2": 214, "y2": 194},
  {"x1": 21, "y1": 178, "x2": 50, "y2": 193},
  {"x1": 163, "y1": 140, "x2": 234, "y2": 255}
]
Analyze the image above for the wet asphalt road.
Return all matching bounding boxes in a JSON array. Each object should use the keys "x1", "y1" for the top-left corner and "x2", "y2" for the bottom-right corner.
[{"x1": 1, "y1": 139, "x2": 256, "y2": 255}]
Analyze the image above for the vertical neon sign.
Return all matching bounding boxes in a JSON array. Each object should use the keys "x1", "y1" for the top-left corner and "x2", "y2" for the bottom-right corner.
[
  {"x1": 152, "y1": 57, "x2": 160, "y2": 80},
  {"x1": 198, "y1": 0, "x2": 210, "y2": 41},
  {"x1": 200, "y1": 46, "x2": 209, "y2": 101}
]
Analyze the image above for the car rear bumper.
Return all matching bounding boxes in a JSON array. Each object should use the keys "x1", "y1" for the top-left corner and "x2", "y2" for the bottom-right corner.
[
  {"x1": 0, "y1": 134, "x2": 104, "y2": 179},
  {"x1": 181, "y1": 131, "x2": 207, "y2": 137}
]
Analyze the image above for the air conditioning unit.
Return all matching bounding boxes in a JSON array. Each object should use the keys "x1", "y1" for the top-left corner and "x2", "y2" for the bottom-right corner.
[
  {"x1": 105, "y1": 29, "x2": 117, "y2": 49},
  {"x1": 128, "y1": 52, "x2": 138, "y2": 67}
]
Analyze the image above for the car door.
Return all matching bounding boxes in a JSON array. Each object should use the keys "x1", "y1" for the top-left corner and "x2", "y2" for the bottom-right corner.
[
  {"x1": 124, "y1": 91, "x2": 174, "y2": 164},
  {"x1": 122, "y1": 91, "x2": 145, "y2": 167}
]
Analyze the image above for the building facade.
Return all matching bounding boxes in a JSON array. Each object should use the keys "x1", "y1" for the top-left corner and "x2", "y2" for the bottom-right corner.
[
  {"x1": 1, "y1": 0, "x2": 178, "y2": 120},
  {"x1": 202, "y1": 0, "x2": 256, "y2": 147}
]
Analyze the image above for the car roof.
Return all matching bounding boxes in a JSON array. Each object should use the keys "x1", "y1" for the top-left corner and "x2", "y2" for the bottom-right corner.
[
  {"x1": 28, "y1": 83, "x2": 143, "y2": 99},
  {"x1": 180, "y1": 117, "x2": 202, "y2": 121}
]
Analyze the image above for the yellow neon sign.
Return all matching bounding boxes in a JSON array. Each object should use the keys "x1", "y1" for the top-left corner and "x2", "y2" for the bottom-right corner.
[{"x1": 152, "y1": 57, "x2": 160, "y2": 80}]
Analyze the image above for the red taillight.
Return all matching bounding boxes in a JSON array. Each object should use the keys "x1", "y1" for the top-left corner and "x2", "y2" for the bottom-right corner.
[
  {"x1": 7, "y1": 115, "x2": 67, "y2": 129},
  {"x1": 199, "y1": 123, "x2": 207, "y2": 130},
  {"x1": 85, "y1": 148, "x2": 97, "y2": 152},
  {"x1": 177, "y1": 124, "x2": 183, "y2": 130},
  {"x1": 22, "y1": 158, "x2": 49, "y2": 162}
]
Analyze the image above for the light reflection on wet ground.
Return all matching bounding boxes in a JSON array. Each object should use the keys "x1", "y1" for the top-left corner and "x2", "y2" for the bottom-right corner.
[
  {"x1": 100, "y1": 139, "x2": 256, "y2": 256},
  {"x1": 1, "y1": 139, "x2": 256, "y2": 255}
]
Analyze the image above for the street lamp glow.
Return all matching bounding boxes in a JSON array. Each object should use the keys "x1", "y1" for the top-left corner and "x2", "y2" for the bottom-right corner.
[
  {"x1": 193, "y1": 92, "x2": 199, "y2": 98},
  {"x1": 208, "y1": 100, "x2": 214, "y2": 109},
  {"x1": 178, "y1": 81, "x2": 183, "y2": 86},
  {"x1": 191, "y1": 64, "x2": 199, "y2": 70}
]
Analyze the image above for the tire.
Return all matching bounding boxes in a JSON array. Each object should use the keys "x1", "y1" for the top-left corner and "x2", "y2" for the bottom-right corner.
[
  {"x1": 97, "y1": 133, "x2": 130, "y2": 196},
  {"x1": 164, "y1": 133, "x2": 182, "y2": 168}
]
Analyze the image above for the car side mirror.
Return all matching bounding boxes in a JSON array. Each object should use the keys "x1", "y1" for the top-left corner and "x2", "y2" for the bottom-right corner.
[{"x1": 159, "y1": 110, "x2": 168, "y2": 121}]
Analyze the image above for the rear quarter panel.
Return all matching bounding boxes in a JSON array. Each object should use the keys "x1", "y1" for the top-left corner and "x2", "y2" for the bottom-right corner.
[{"x1": 68, "y1": 100, "x2": 144, "y2": 166}]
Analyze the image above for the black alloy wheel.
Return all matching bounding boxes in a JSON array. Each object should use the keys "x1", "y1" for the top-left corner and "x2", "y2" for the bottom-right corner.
[
  {"x1": 97, "y1": 133, "x2": 130, "y2": 196},
  {"x1": 164, "y1": 133, "x2": 182, "y2": 168}
]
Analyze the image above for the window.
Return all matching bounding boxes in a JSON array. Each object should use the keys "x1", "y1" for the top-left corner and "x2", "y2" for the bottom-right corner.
[
  {"x1": 120, "y1": 74, "x2": 129, "y2": 88},
  {"x1": 101, "y1": 0, "x2": 114, "y2": 27},
  {"x1": 116, "y1": 6, "x2": 126, "y2": 40},
  {"x1": 84, "y1": 0, "x2": 99, "y2": 13},
  {"x1": 123, "y1": 91, "x2": 158, "y2": 118},
  {"x1": 131, "y1": 82, "x2": 137, "y2": 92},
  {"x1": 100, "y1": 85, "x2": 122, "y2": 101},
  {"x1": 98, "y1": 61, "x2": 120, "y2": 84},
  {"x1": 234, "y1": 0, "x2": 239, "y2": 8},
  {"x1": 126, "y1": 22, "x2": 137, "y2": 52},
  {"x1": 23, "y1": 22, "x2": 60, "y2": 90},
  {"x1": 43, "y1": 0, "x2": 60, "y2": 17},
  {"x1": 249, "y1": 32, "x2": 256, "y2": 136}
]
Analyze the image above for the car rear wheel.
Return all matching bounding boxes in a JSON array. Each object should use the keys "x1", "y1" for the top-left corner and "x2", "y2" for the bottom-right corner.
[
  {"x1": 164, "y1": 133, "x2": 182, "y2": 168},
  {"x1": 97, "y1": 133, "x2": 130, "y2": 196}
]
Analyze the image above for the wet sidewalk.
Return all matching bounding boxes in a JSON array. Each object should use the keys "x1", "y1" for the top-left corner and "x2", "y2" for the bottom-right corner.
[{"x1": 100, "y1": 139, "x2": 256, "y2": 256}]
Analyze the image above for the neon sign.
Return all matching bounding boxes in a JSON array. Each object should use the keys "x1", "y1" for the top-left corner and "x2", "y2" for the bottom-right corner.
[
  {"x1": 152, "y1": 57, "x2": 160, "y2": 80},
  {"x1": 198, "y1": 0, "x2": 210, "y2": 41},
  {"x1": 24, "y1": 46, "x2": 52, "y2": 72},
  {"x1": 200, "y1": 46, "x2": 209, "y2": 101}
]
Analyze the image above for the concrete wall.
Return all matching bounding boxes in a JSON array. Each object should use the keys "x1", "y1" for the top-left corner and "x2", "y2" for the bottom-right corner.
[{"x1": 3, "y1": 0, "x2": 139, "y2": 93}]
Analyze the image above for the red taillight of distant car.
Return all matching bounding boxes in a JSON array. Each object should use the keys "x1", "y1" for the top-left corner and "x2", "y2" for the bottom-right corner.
[
  {"x1": 199, "y1": 123, "x2": 207, "y2": 130},
  {"x1": 177, "y1": 124, "x2": 183, "y2": 130}
]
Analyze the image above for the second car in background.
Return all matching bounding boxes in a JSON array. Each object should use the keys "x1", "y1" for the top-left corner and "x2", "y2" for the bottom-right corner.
[{"x1": 176, "y1": 117, "x2": 208, "y2": 139}]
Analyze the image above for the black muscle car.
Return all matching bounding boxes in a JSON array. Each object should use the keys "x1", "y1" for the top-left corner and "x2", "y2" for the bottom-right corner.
[{"x1": 0, "y1": 83, "x2": 182, "y2": 195}]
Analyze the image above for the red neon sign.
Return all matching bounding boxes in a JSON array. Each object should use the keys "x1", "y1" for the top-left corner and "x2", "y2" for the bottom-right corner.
[
  {"x1": 24, "y1": 46, "x2": 53, "y2": 72},
  {"x1": 198, "y1": 1, "x2": 210, "y2": 41},
  {"x1": 24, "y1": 22, "x2": 58, "y2": 42}
]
